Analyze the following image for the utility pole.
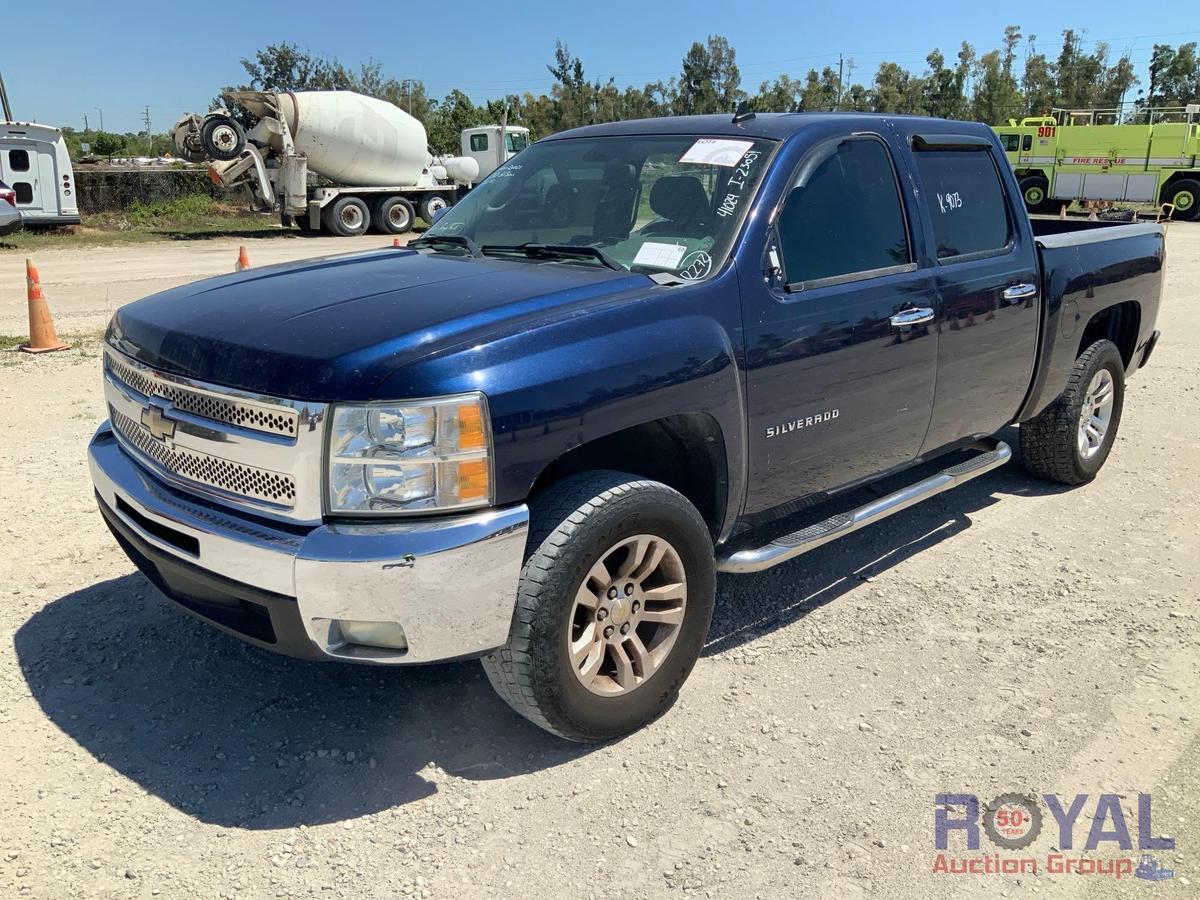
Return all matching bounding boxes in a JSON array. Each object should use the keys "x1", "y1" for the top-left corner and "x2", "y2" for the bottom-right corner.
[
  {"x1": 96, "y1": 107, "x2": 104, "y2": 132},
  {"x1": 83, "y1": 113, "x2": 90, "y2": 135},
  {"x1": 837, "y1": 54, "x2": 844, "y2": 110},
  {"x1": 142, "y1": 105, "x2": 152, "y2": 155}
]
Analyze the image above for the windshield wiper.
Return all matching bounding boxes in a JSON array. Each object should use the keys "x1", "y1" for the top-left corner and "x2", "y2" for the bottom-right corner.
[
  {"x1": 408, "y1": 234, "x2": 483, "y2": 257},
  {"x1": 480, "y1": 243, "x2": 624, "y2": 271}
]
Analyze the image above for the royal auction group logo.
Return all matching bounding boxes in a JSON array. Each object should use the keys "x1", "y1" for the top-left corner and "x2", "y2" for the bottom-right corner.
[{"x1": 933, "y1": 793, "x2": 1176, "y2": 881}]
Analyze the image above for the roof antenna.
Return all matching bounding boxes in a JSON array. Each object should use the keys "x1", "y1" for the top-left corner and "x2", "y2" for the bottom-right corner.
[{"x1": 732, "y1": 102, "x2": 755, "y2": 124}]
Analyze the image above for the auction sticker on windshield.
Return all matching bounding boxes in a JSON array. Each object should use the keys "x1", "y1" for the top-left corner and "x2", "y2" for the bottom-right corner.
[
  {"x1": 633, "y1": 242, "x2": 688, "y2": 268},
  {"x1": 679, "y1": 138, "x2": 755, "y2": 167}
]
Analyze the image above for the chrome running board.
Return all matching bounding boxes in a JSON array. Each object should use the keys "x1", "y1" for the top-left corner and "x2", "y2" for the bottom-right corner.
[{"x1": 716, "y1": 440, "x2": 1012, "y2": 574}]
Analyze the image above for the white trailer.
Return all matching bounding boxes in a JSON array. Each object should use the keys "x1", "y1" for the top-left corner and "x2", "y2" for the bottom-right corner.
[
  {"x1": 173, "y1": 90, "x2": 482, "y2": 236},
  {"x1": 0, "y1": 121, "x2": 80, "y2": 226}
]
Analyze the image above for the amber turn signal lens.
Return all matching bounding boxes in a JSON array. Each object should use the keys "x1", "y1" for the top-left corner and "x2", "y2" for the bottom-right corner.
[
  {"x1": 456, "y1": 458, "x2": 489, "y2": 501},
  {"x1": 458, "y1": 402, "x2": 485, "y2": 450}
]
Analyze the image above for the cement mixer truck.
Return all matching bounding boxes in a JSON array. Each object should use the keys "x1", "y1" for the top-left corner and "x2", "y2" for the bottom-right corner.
[{"x1": 172, "y1": 90, "x2": 526, "y2": 236}]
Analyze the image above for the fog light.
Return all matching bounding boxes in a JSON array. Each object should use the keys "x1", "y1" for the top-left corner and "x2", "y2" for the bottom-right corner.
[{"x1": 336, "y1": 619, "x2": 409, "y2": 651}]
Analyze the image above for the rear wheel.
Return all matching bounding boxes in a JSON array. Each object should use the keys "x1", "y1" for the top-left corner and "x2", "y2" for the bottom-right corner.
[
  {"x1": 1018, "y1": 175, "x2": 1054, "y2": 214},
  {"x1": 1162, "y1": 178, "x2": 1199, "y2": 221},
  {"x1": 482, "y1": 471, "x2": 715, "y2": 742},
  {"x1": 200, "y1": 115, "x2": 246, "y2": 161},
  {"x1": 1020, "y1": 339, "x2": 1125, "y2": 485},
  {"x1": 371, "y1": 195, "x2": 415, "y2": 235},
  {"x1": 323, "y1": 196, "x2": 370, "y2": 237}
]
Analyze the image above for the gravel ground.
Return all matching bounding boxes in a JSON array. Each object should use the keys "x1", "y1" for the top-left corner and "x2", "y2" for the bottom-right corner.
[{"x1": 0, "y1": 225, "x2": 1197, "y2": 899}]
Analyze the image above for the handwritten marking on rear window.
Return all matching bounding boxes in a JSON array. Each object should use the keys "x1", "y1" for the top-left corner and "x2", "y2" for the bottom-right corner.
[{"x1": 936, "y1": 191, "x2": 963, "y2": 213}]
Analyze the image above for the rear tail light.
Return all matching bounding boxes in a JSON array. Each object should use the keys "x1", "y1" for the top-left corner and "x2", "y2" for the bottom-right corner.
[{"x1": 0, "y1": 189, "x2": 15, "y2": 207}]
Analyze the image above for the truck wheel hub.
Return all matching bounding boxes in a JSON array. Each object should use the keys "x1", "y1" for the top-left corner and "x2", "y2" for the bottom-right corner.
[
  {"x1": 567, "y1": 534, "x2": 688, "y2": 696},
  {"x1": 1077, "y1": 369, "x2": 1115, "y2": 459}
]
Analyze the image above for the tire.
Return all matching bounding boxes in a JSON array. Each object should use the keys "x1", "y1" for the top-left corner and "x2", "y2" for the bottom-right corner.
[
  {"x1": 482, "y1": 471, "x2": 716, "y2": 742},
  {"x1": 200, "y1": 115, "x2": 246, "y2": 162},
  {"x1": 295, "y1": 211, "x2": 319, "y2": 234},
  {"x1": 371, "y1": 195, "x2": 415, "y2": 234},
  {"x1": 1018, "y1": 175, "x2": 1054, "y2": 215},
  {"x1": 1020, "y1": 339, "x2": 1125, "y2": 485},
  {"x1": 418, "y1": 193, "x2": 450, "y2": 225},
  {"x1": 1162, "y1": 178, "x2": 1200, "y2": 222},
  {"x1": 322, "y1": 196, "x2": 370, "y2": 237}
]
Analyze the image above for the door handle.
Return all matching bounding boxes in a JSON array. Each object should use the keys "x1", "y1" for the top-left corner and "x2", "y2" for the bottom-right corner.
[
  {"x1": 1003, "y1": 283, "x2": 1038, "y2": 301},
  {"x1": 889, "y1": 307, "x2": 935, "y2": 327}
]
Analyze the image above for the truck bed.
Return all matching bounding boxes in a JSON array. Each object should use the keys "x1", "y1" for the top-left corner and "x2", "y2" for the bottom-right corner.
[{"x1": 1017, "y1": 218, "x2": 1165, "y2": 422}]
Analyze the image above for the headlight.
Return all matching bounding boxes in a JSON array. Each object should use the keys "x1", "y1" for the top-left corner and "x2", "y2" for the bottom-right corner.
[{"x1": 327, "y1": 393, "x2": 491, "y2": 515}]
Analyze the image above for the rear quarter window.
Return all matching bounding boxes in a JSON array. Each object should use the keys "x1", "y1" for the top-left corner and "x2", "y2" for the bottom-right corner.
[{"x1": 912, "y1": 148, "x2": 1011, "y2": 260}]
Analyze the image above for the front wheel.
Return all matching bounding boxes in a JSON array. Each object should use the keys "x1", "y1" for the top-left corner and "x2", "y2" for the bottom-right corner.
[
  {"x1": 482, "y1": 471, "x2": 715, "y2": 742},
  {"x1": 1018, "y1": 175, "x2": 1054, "y2": 215},
  {"x1": 418, "y1": 194, "x2": 450, "y2": 225},
  {"x1": 1020, "y1": 339, "x2": 1125, "y2": 485}
]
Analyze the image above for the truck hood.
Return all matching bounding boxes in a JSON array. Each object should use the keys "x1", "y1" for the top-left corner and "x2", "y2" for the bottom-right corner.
[{"x1": 107, "y1": 248, "x2": 650, "y2": 400}]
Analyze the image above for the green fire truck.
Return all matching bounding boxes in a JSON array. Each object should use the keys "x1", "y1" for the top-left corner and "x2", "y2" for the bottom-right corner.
[{"x1": 994, "y1": 105, "x2": 1200, "y2": 220}]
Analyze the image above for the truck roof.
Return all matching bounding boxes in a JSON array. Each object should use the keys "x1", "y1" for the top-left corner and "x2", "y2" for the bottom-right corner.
[{"x1": 544, "y1": 112, "x2": 997, "y2": 142}]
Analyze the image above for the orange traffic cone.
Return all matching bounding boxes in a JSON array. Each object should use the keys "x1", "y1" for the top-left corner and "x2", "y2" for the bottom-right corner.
[
  {"x1": 20, "y1": 259, "x2": 69, "y2": 354},
  {"x1": 236, "y1": 245, "x2": 251, "y2": 271},
  {"x1": 393, "y1": 238, "x2": 401, "y2": 247}
]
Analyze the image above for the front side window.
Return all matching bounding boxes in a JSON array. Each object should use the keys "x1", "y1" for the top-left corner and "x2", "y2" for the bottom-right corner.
[
  {"x1": 1022, "y1": 134, "x2": 1033, "y2": 151},
  {"x1": 505, "y1": 132, "x2": 528, "y2": 152},
  {"x1": 424, "y1": 134, "x2": 775, "y2": 279},
  {"x1": 776, "y1": 137, "x2": 911, "y2": 286},
  {"x1": 1000, "y1": 134, "x2": 1020, "y2": 152},
  {"x1": 469, "y1": 133, "x2": 488, "y2": 152},
  {"x1": 913, "y1": 148, "x2": 1010, "y2": 260},
  {"x1": 9, "y1": 149, "x2": 30, "y2": 172}
]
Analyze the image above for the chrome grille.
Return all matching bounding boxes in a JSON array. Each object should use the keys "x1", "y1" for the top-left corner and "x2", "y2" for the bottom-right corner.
[
  {"x1": 105, "y1": 352, "x2": 298, "y2": 437},
  {"x1": 111, "y1": 407, "x2": 297, "y2": 507}
]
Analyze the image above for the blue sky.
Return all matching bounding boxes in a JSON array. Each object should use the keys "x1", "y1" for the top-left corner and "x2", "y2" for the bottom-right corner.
[{"x1": 4, "y1": 1, "x2": 1197, "y2": 133}]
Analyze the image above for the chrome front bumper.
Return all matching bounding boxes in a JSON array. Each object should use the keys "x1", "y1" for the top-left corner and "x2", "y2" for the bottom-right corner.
[{"x1": 88, "y1": 422, "x2": 529, "y2": 664}]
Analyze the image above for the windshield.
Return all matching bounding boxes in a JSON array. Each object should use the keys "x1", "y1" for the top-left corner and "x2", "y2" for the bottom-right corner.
[{"x1": 424, "y1": 134, "x2": 775, "y2": 280}]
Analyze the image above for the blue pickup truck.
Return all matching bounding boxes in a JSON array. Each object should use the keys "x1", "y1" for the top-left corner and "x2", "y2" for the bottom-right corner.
[{"x1": 89, "y1": 112, "x2": 1164, "y2": 741}]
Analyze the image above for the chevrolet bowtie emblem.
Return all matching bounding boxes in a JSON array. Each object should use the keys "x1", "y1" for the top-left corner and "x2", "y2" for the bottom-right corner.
[{"x1": 140, "y1": 403, "x2": 177, "y2": 442}]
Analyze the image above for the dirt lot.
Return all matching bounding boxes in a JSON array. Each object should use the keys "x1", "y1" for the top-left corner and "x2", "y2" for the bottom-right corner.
[{"x1": 0, "y1": 226, "x2": 1197, "y2": 899}]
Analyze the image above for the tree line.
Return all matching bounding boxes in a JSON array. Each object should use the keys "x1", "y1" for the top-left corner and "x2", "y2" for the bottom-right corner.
[
  {"x1": 219, "y1": 30, "x2": 1198, "y2": 154},
  {"x1": 58, "y1": 29, "x2": 1200, "y2": 160}
]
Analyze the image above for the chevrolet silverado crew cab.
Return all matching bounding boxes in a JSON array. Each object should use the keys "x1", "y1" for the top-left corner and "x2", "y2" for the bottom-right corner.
[{"x1": 89, "y1": 112, "x2": 1164, "y2": 742}]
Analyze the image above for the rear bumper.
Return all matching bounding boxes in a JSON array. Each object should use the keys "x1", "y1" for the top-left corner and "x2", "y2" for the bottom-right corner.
[{"x1": 89, "y1": 422, "x2": 529, "y2": 664}]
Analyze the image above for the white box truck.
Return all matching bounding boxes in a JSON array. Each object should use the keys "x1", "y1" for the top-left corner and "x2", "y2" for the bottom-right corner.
[{"x1": 0, "y1": 121, "x2": 80, "y2": 227}]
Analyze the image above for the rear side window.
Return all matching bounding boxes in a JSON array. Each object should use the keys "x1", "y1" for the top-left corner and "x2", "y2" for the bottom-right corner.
[
  {"x1": 469, "y1": 133, "x2": 488, "y2": 152},
  {"x1": 776, "y1": 138, "x2": 910, "y2": 285},
  {"x1": 912, "y1": 148, "x2": 1010, "y2": 260},
  {"x1": 13, "y1": 182, "x2": 33, "y2": 203},
  {"x1": 1022, "y1": 134, "x2": 1033, "y2": 151},
  {"x1": 9, "y1": 149, "x2": 30, "y2": 172},
  {"x1": 1000, "y1": 134, "x2": 1019, "y2": 152}
]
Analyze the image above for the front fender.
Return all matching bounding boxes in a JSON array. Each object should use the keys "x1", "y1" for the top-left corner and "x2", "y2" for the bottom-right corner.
[{"x1": 373, "y1": 279, "x2": 746, "y2": 537}]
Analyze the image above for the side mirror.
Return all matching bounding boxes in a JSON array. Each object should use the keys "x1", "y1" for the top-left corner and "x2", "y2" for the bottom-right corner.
[{"x1": 432, "y1": 205, "x2": 450, "y2": 224}]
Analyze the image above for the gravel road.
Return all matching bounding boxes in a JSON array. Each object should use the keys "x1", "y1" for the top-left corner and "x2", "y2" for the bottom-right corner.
[{"x1": 1, "y1": 225, "x2": 1197, "y2": 899}]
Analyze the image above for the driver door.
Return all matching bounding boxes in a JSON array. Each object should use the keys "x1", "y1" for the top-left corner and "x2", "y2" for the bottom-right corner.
[{"x1": 740, "y1": 132, "x2": 940, "y2": 518}]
